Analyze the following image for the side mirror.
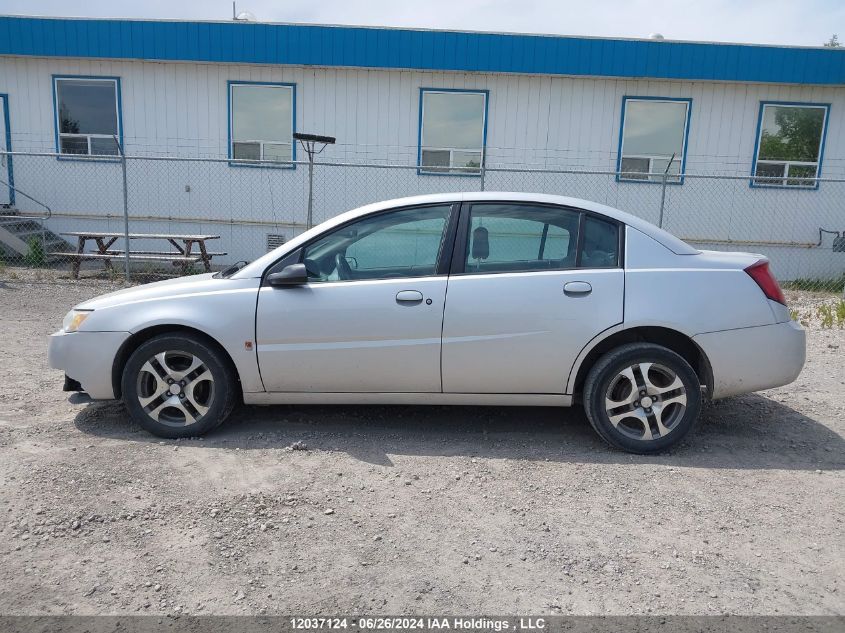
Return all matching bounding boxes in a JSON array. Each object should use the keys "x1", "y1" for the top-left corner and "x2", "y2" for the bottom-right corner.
[{"x1": 267, "y1": 263, "x2": 308, "y2": 287}]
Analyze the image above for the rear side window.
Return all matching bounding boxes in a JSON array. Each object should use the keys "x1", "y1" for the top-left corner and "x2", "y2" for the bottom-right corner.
[
  {"x1": 580, "y1": 216, "x2": 620, "y2": 268},
  {"x1": 464, "y1": 204, "x2": 579, "y2": 274}
]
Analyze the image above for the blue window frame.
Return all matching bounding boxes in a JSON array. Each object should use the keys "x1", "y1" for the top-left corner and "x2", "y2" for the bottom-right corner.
[
  {"x1": 0, "y1": 93, "x2": 13, "y2": 206},
  {"x1": 227, "y1": 81, "x2": 296, "y2": 168},
  {"x1": 750, "y1": 101, "x2": 830, "y2": 190},
  {"x1": 616, "y1": 96, "x2": 692, "y2": 185},
  {"x1": 418, "y1": 88, "x2": 488, "y2": 176},
  {"x1": 52, "y1": 75, "x2": 123, "y2": 160}
]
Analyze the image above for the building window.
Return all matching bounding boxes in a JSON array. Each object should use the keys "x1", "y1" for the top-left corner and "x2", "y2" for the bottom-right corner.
[
  {"x1": 752, "y1": 102, "x2": 829, "y2": 188},
  {"x1": 53, "y1": 76, "x2": 121, "y2": 156},
  {"x1": 419, "y1": 89, "x2": 487, "y2": 175},
  {"x1": 229, "y1": 82, "x2": 295, "y2": 164},
  {"x1": 618, "y1": 97, "x2": 691, "y2": 183}
]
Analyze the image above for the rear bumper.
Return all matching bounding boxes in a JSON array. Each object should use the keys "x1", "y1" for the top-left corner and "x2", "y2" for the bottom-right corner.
[
  {"x1": 693, "y1": 320, "x2": 806, "y2": 399},
  {"x1": 48, "y1": 330, "x2": 131, "y2": 400}
]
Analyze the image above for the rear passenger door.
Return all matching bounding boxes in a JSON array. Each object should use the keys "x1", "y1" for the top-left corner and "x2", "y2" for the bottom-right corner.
[{"x1": 441, "y1": 203, "x2": 624, "y2": 394}]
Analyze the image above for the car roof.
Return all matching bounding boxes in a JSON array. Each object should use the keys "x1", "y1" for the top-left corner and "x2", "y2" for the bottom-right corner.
[{"x1": 234, "y1": 191, "x2": 697, "y2": 278}]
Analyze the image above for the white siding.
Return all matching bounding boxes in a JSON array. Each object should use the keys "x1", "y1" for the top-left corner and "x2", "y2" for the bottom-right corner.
[
  {"x1": 1, "y1": 56, "x2": 844, "y2": 279},
  {"x1": 2, "y1": 56, "x2": 843, "y2": 172}
]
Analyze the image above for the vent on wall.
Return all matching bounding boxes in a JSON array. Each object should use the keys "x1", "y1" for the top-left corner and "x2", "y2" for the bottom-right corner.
[{"x1": 267, "y1": 234, "x2": 286, "y2": 252}]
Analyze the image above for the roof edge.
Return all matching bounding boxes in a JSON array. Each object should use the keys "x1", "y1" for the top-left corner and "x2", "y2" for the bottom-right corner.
[
  {"x1": 2, "y1": 13, "x2": 841, "y2": 51},
  {"x1": 1, "y1": 15, "x2": 842, "y2": 85}
]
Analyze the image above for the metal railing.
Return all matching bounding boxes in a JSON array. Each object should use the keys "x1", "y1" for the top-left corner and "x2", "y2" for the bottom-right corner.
[{"x1": 0, "y1": 149, "x2": 843, "y2": 292}]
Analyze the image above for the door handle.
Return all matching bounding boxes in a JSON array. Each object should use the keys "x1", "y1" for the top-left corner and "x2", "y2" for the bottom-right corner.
[
  {"x1": 563, "y1": 281, "x2": 592, "y2": 296},
  {"x1": 396, "y1": 290, "x2": 424, "y2": 303}
]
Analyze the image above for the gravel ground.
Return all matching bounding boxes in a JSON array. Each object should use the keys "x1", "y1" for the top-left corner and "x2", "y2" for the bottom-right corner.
[{"x1": 0, "y1": 269, "x2": 843, "y2": 616}]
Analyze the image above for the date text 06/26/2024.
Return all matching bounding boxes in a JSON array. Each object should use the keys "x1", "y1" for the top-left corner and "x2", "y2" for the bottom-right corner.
[{"x1": 290, "y1": 617, "x2": 547, "y2": 631}]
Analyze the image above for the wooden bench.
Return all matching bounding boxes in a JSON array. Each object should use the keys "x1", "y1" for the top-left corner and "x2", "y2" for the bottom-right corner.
[
  {"x1": 48, "y1": 252, "x2": 202, "y2": 277},
  {"x1": 56, "y1": 231, "x2": 223, "y2": 278},
  {"x1": 49, "y1": 252, "x2": 201, "y2": 263},
  {"x1": 103, "y1": 249, "x2": 228, "y2": 257}
]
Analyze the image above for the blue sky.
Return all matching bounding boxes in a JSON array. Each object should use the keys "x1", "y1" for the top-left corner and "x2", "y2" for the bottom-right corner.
[{"x1": 0, "y1": 0, "x2": 842, "y2": 47}]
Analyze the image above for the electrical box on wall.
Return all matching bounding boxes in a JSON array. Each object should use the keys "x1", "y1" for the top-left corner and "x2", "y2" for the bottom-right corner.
[{"x1": 267, "y1": 234, "x2": 286, "y2": 252}]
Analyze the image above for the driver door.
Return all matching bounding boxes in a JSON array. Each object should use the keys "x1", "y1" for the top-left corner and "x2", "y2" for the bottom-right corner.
[{"x1": 255, "y1": 204, "x2": 456, "y2": 393}]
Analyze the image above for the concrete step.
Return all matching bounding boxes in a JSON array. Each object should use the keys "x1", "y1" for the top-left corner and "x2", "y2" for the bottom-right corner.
[{"x1": 0, "y1": 217, "x2": 73, "y2": 259}]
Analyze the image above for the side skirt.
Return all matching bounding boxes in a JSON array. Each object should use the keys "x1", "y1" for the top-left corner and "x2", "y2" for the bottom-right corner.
[{"x1": 243, "y1": 392, "x2": 572, "y2": 407}]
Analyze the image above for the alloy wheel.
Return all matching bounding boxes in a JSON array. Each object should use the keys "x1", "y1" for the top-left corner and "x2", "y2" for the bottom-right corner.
[
  {"x1": 136, "y1": 350, "x2": 215, "y2": 427},
  {"x1": 604, "y1": 362, "x2": 688, "y2": 441}
]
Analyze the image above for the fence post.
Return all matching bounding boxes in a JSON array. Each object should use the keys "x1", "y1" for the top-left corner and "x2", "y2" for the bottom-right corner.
[
  {"x1": 480, "y1": 161, "x2": 486, "y2": 192},
  {"x1": 658, "y1": 172, "x2": 667, "y2": 229},
  {"x1": 657, "y1": 153, "x2": 676, "y2": 229},
  {"x1": 306, "y1": 153, "x2": 314, "y2": 229},
  {"x1": 115, "y1": 137, "x2": 131, "y2": 281}
]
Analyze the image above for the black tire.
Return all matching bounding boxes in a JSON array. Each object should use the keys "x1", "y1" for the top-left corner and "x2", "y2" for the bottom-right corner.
[
  {"x1": 583, "y1": 342, "x2": 702, "y2": 454},
  {"x1": 121, "y1": 333, "x2": 238, "y2": 438}
]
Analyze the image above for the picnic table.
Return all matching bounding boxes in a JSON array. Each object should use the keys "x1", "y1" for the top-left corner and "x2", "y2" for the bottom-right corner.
[{"x1": 51, "y1": 232, "x2": 226, "y2": 278}]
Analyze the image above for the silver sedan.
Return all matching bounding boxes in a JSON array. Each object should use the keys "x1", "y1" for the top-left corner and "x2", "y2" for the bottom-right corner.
[{"x1": 48, "y1": 192, "x2": 806, "y2": 453}]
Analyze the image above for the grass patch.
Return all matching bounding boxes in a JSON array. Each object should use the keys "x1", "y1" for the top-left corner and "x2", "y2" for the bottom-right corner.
[
  {"x1": 782, "y1": 275, "x2": 845, "y2": 294},
  {"x1": 23, "y1": 237, "x2": 46, "y2": 268}
]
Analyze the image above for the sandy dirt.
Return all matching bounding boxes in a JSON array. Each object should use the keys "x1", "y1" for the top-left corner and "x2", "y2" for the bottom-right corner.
[{"x1": 0, "y1": 269, "x2": 842, "y2": 616}]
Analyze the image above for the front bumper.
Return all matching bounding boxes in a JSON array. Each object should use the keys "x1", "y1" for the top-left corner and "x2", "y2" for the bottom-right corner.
[
  {"x1": 693, "y1": 320, "x2": 806, "y2": 399},
  {"x1": 48, "y1": 330, "x2": 131, "y2": 400}
]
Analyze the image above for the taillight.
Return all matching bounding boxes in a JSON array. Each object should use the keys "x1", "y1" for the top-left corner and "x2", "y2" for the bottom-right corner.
[{"x1": 745, "y1": 260, "x2": 786, "y2": 305}]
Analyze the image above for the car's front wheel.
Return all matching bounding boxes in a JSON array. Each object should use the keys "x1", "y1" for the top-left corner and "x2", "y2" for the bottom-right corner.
[
  {"x1": 583, "y1": 343, "x2": 702, "y2": 453},
  {"x1": 121, "y1": 333, "x2": 237, "y2": 438}
]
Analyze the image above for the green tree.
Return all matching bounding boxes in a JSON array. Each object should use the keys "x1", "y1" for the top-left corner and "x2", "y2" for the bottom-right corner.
[
  {"x1": 759, "y1": 107, "x2": 825, "y2": 162},
  {"x1": 58, "y1": 101, "x2": 80, "y2": 134},
  {"x1": 823, "y1": 34, "x2": 840, "y2": 47}
]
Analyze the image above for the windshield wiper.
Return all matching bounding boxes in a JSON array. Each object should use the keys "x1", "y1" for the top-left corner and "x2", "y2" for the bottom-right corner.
[{"x1": 216, "y1": 260, "x2": 248, "y2": 278}]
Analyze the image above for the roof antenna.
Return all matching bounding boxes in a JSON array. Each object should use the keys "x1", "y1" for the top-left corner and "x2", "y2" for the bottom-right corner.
[{"x1": 232, "y1": 1, "x2": 236, "y2": 20}]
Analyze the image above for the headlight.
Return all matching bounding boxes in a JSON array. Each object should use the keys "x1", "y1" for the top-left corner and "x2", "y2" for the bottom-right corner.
[{"x1": 62, "y1": 309, "x2": 93, "y2": 332}]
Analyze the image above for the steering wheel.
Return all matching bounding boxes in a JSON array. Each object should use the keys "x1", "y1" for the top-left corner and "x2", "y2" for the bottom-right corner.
[
  {"x1": 303, "y1": 258, "x2": 321, "y2": 279},
  {"x1": 334, "y1": 253, "x2": 353, "y2": 280}
]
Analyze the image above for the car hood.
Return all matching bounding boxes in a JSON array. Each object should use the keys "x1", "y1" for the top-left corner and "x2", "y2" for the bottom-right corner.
[{"x1": 75, "y1": 273, "x2": 227, "y2": 310}]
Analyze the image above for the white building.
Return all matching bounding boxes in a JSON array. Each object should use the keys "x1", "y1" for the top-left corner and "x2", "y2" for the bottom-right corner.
[{"x1": 0, "y1": 15, "x2": 843, "y2": 279}]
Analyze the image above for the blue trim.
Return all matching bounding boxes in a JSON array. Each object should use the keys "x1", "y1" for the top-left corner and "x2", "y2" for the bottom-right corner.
[
  {"x1": 51, "y1": 74, "x2": 123, "y2": 162},
  {"x1": 0, "y1": 94, "x2": 14, "y2": 206},
  {"x1": 749, "y1": 100, "x2": 831, "y2": 191},
  {"x1": 615, "y1": 96, "x2": 693, "y2": 185},
  {"x1": 417, "y1": 88, "x2": 489, "y2": 177},
  {"x1": 2, "y1": 16, "x2": 843, "y2": 85},
  {"x1": 227, "y1": 80, "x2": 297, "y2": 169}
]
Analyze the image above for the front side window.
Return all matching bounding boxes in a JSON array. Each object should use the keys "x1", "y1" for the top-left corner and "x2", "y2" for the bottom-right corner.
[
  {"x1": 302, "y1": 205, "x2": 452, "y2": 282},
  {"x1": 618, "y1": 98, "x2": 690, "y2": 183},
  {"x1": 464, "y1": 204, "x2": 580, "y2": 274},
  {"x1": 54, "y1": 77, "x2": 121, "y2": 156},
  {"x1": 230, "y1": 83, "x2": 294, "y2": 163},
  {"x1": 419, "y1": 90, "x2": 486, "y2": 174},
  {"x1": 752, "y1": 103, "x2": 829, "y2": 187}
]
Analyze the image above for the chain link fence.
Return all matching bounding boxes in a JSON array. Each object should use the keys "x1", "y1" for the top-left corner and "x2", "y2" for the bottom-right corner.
[{"x1": 1, "y1": 149, "x2": 843, "y2": 292}]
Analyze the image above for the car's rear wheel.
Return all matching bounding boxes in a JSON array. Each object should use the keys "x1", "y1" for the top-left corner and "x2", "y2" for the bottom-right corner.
[
  {"x1": 121, "y1": 333, "x2": 237, "y2": 438},
  {"x1": 583, "y1": 343, "x2": 702, "y2": 453}
]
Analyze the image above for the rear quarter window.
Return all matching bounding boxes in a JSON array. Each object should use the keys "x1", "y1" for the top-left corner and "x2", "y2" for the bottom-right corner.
[{"x1": 580, "y1": 216, "x2": 620, "y2": 268}]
